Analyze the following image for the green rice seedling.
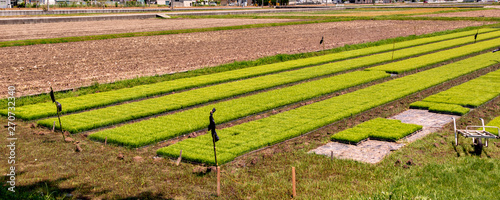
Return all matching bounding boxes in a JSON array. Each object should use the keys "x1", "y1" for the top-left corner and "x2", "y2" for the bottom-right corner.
[
  {"x1": 485, "y1": 116, "x2": 500, "y2": 135},
  {"x1": 366, "y1": 33, "x2": 500, "y2": 73},
  {"x1": 410, "y1": 69, "x2": 500, "y2": 115},
  {"x1": 410, "y1": 101, "x2": 470, "y2": 115},
  {"x1": 330, "y1": 118, "x2": 422, "y2": 143},
  {"x1": 158, "y1": 51, "x2": 500, "y2": 165},
  {"x1": 34, "y1": 31, "x2": 500, "y2": 132},
  {"x1": 6, "y1": 29, "x2": 498, "y2": 120},
  {"x1": 88, "y1": 71, "x2": 389, "y2": 147}
]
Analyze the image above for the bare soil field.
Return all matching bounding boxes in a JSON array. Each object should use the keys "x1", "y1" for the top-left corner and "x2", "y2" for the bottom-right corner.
[
  {"x1": 416, "y1": 9, "x2": 500, "y2": 18},
  {"x1": 0, "y1": 18, "x2": 298, "y2": 41},
  {"x1": 0, "y1": 20, "x2": 489, "y2": 98}
]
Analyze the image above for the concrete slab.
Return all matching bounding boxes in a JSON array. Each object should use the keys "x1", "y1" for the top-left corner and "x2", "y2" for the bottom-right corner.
[{"x1": 309, "y1": 109, "x2": 459, "y2": 163}]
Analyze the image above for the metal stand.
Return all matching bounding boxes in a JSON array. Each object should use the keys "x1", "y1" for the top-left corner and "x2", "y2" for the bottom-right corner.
[{"x1": 452, "y1": 117, "x2": 500, "y2": 147}]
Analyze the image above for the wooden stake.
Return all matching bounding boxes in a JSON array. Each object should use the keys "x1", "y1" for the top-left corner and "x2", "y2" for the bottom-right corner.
[
  {"x1": 52, "y1": 121, "x2": 55, "y2": 132},
  {"x1": 104, "y1": 137, "x2": 107, "y2": 146},
  {"x1": 176, "y1": 150, "x2": 183, "y2": 166},
  {"x1": 292, "y1": 167, "x2": 296, "y2": 198},
  {"x1": 330, "y1": 151, "x2": 333, "y2": 160},
  {"x1": 217, "y1": 166, "x2": 221, "y2": 197}
]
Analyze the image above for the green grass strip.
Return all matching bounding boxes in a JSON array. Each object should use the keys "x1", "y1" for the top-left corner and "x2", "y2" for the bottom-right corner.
[
  {"x1": 7, "y1": 28, "x2": 498, "y2": 121},
  {"x1": 36, "y1": 30, "x2": 500, "y2": 133},
  {"x1": 0, "y1": 20, "x2": 320, "y2": 48},
  {"x1": 83, "y1": 71, "x2": 388, "y2": 147},
  {"x1": 409, "y1": 101, "x2": 470, "y2": 115},
  {"x1": 410, "y1": 69, "x2": 500, "y2": 115},
  {"x1": 376, "y1": 157, "x2": 500, "y2": 200},
  {"x1": 366, "y1": 31, "x2": 500, "y2": 73},
  {"x1": 330, "y1": 118, "x2": 422, "y2": 144},
  {"x1": 157, "y1": 51, "x2": 500, "y2": 165}
]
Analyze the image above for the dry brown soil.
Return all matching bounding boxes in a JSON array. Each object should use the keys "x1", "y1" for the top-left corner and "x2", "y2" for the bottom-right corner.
[
  {"x1": 0, "y1": 18, "x2": 298, "y2": 41},
  {"x1": 0, "y1": 20, "x2": 489, "y2": 98}
]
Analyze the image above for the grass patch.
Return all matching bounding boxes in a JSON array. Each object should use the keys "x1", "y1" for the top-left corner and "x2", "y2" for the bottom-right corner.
[
  {"x1": 330, "y1": 118, "x2": 422, "y2": 144},
  {"x1": 370, "y1": 157, "x2": 500, "y2": 199}
]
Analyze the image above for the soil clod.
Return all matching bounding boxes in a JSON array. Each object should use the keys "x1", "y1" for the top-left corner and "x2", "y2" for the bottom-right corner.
[
  {"x1": 406, "y1": 159, "x2": 414, "y2": 166},
  {"x1": 133, "y1": 156, "x2": 143, "y2": 162},
  {"x1": 187, "y1": 132, "x2": 198, "y2": 138},
  {"x1": 117, "y1": 153, "x2": 124, "y2": 160},
  {"x1": 75, "y1": 144, "x2": 82, "y2": 152},
  {"x1": 65, "y1": 137, "x2": 74, "y2": 143},
  {"x1": 193, "y1": 166, "x2": 207, "y2": 174}
]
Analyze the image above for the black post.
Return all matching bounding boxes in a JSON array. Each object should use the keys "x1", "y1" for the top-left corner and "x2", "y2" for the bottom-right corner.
[
  {"x1": 57, "y1": 111, "x2": 65, "y2": 140},
  {"x1": 391, "y1": 40, "x2": 395, "y2": 60},
  {"x1": 209, "y1": 108, "x2": 218, "y2": 166},
  {"x1": 474, "y1": 30, "x2": 478, "y2": 43},
  {"x1": 320, "y1": 36, "x2": 324, "y2": 54},
  {"x1": 55, "y1": 101, "x2": 64, "y2": 140},
  {"x1": 213, "y1": 136, "x2": 217, "y2": 166}
]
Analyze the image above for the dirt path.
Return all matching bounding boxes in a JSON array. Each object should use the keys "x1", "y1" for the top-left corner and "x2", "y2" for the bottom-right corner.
[
  {"x1": 309, "y1": 109, "x2": 458, "y2": 164},
  {"x1": 0, "y1": 20, "x2": 489, "y2": 98},
  {"x1": 0, "y1": 18, "x2": 298, "y2": 41}
]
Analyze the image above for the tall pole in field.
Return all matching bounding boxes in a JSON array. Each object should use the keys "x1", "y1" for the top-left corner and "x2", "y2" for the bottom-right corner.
[
  {"x1": 209, "y1": 108, "x2": 220, "y2": 196},
  {"x1": 50, "y1": 87, "x2": 64, "y2": 140},
  {"x1": 209, "y1": 108, "x2": 219, "y2": 166},
  {"x1": 474, "y1": 29, "x2": 478, "y2": 43},
  {"x1": 213, "y1": 134, "x2": 218, "y2": 166},
  {"x1": 56, "y1": 102, "x2": 64, "y2": 140},
  {"x1": 319, "y1": 36, "x2": 324, "y2": 54},
  {"x1": 391, "y1": 39, "x2": 395, "y2": 60},
  {"x1": 292, "y1": 167, "x2": 296, "y2": 198}
]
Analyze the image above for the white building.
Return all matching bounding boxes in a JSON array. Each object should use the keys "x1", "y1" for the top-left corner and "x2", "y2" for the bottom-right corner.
[{"x1": 0, "y1": 0, "x2": 10, "y2": 8}]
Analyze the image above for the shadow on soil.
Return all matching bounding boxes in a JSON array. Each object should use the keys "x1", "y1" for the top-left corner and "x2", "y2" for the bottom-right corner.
[
  {"x1": 116, "y1": 191, "x2": 172, "y2": 200},
  {"x1": 0, "y1": 173, "x2": 109, "y2": 200}
]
